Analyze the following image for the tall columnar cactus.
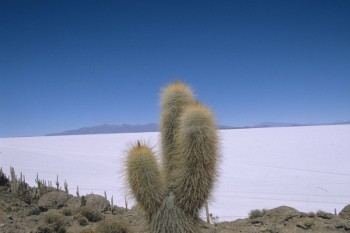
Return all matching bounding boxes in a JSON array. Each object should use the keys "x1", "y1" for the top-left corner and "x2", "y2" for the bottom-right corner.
[{"x1": 126, "y1": 81, "x2": 219, "y2": 233}]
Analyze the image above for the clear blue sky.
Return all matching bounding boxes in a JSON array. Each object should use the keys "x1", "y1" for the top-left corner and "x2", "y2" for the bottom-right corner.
[{"x1": 1, "y1": 0, "x2": 349, "y2": 137}]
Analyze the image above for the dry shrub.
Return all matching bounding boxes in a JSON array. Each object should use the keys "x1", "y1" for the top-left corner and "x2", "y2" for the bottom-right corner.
[
  {"x1": 60, "y1": 207, "x2": 72, "y2": 216},
  {"x1": 79, "y1": 206, "x2": 104, "y2": 222},
  {"x1": 95, "y1": 220, "x2": 133, "y2": 233},
  {"x1": 307, "y1": 211, "x2": 316, "y2": 218},
  {"x1": 74, "y1": 214, "x2": 89, "y2": 226},
  {"x1": 44, "y1": 210, "x2": 64, "y2": 224},
  {"x1": 248, "y1": 208, "x2": 267, "y2": 219},
  {"x1": 37, "y1": 210, "x2": 67, "y2": 233}
]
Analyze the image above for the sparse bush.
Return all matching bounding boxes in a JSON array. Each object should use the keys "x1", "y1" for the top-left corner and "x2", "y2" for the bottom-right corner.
[
  {"x1": 27, "y1": 206, "x2": 41, "y2": 216},
  {"x1": 307, "y1": 211, "x2": 316, "y2": 218},
  {"x1": 44, "y1": 210, "x2": 64, "y2": 224},
  {"x1": 316, "y1": 210, "x2": 327, "y2": 215},
  {"x1": 38, "y1": 210, "x2": 67, "y2": 233},
  {"x1": 316, "y1": 209, "x2": 333, "y2": 219},
  {"x1": 37, "y1": 222, "x2": 67, "y2": 233},
  {"x1": 112, "y1": 207, "x2": 126, "y2": 215},
  {"x1": 60, "y1": 207, "x2": 72, "y2": 216},
  {"x1": 95, "y1": 220, "x2": 133, "y2": 233},
  {"x1": 37, "y1": 220, "x2": 67, "y2": 233},
  {"x1": 249, "y1": 208, "x2": 267, "y2": 219},
  {"x1": 79, "y1": 206, "x2": 103, "y2": 222},
  {"x1": 74, "y1": 214, "x2": 89, "y2": 226}
]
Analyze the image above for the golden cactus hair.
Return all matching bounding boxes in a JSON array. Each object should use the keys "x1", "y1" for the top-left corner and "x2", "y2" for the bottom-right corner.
[
  {"x1": 126, "y1": 141, "x2": 164, "y2": 220},
  {"x1": 125, "y1": 81, "x2": 219, "y2": 233},
  {"x1": 173, "y1": 102, "x2": 219, "y2": 217},
  {"x1": 159, "y1": 81, "x2": 195, "y2": 188}
]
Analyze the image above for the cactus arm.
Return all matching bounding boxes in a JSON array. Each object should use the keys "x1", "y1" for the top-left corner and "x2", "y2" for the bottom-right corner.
[
  {"x1": 173, "y1": 103, "x2": 219, "y2": 216},
  {"x1": 160, "y1": 81, "x2": 195, "y2": 188},
  {"x1": 126, "y1": 142, "x2": 164, "y2": 219}
]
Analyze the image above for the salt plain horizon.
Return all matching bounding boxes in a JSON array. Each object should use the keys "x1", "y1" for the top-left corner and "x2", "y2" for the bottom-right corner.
[{"x1": 1, "y1": 124, "x2": 349, "y2": 221}]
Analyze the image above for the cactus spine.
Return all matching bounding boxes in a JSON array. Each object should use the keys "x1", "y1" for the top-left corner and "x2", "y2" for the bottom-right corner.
[
  {"x1": 126, "y1": 141, "x2": 165, "y2": 220},
  {"x1": 126, "y1": 82, "x2": 219, "y2": 233},
  {"x1": 160, "y1": 81, "x2": 195, "y2": 189}
]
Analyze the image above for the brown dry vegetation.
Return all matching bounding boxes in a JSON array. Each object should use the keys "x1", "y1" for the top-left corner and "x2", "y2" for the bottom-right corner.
[{"x1": 0, "y1": 171, "x2": 350, "y2": 233}]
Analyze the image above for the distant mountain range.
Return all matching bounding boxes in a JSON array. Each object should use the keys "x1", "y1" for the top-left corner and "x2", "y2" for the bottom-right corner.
[
  {"x1": 46, "y1": 123, "x2": 235, "y2": 136},
  {"x1": 46, "y1": 121, "x2": 350, "y2": 136},
  {"x1": 251, "y1": 120, "x2": 350, "y2": 128},
  {"x1": 46, "y1": 123, "x2": 159, "y2": 136}
]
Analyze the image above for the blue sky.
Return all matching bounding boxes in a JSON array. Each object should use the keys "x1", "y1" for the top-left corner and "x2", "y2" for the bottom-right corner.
[{"x1": 1, "y1": 0, "x2": 349, "y2": 137}]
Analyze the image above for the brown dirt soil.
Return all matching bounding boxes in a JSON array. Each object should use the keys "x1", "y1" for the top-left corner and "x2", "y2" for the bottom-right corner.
[{"x1": 1, "y1": 182, "x2": 350, "y2": 233}]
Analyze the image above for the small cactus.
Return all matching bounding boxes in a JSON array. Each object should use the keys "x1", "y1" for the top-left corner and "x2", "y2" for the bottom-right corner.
[
  {"x1": 64, "y1": 179, "x2": 69, "y2": 194},
  {"x1": 56, "y1": 175, "x2": 60, "y2": 190},
  {"x1": 0, "y1": 167, "x2": 9, "y2": 185},
  {"x1": 10, "y1": 166, "x2": 19, "y2": 195},
  {"x1": 126, "y1": 82, "x2": 219, "y2": 233}
]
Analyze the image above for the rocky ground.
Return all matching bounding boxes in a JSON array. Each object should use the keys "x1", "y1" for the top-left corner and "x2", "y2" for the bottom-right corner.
[{"x1": 0, "y1": 176, "x2": 350, "y2": 233}]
